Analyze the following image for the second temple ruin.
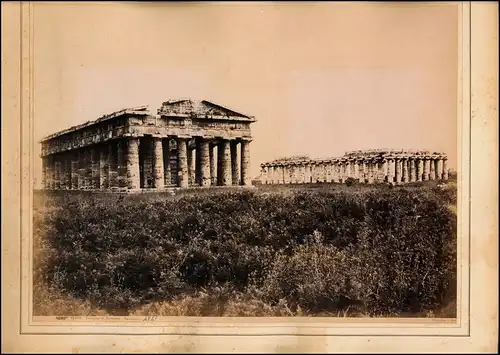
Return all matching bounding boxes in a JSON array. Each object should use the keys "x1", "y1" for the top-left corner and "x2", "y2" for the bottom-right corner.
[
  {"x1": 259, "y1": 149, "x2": 449, "y2": 185},
  {"x1": 39, "y1": 99, "x2": 255, "y2": 191}
]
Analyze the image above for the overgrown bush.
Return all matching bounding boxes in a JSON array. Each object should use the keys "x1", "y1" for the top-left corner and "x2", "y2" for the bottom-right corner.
[
  {"x1": 34, "y1": 185, "x2": 457, "y2": 317},
  {"x1": 344, "y1": 177, "x2": 359, "y2": 186}
]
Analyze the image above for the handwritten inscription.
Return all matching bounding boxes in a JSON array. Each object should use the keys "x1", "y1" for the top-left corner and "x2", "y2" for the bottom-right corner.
[{"x1": 52, "y1": 315, "x2": 161, "y2": 322}]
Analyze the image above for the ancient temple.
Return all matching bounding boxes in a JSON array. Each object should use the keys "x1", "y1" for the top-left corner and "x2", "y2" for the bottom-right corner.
[
  {"x1": 39, "y1": 99, "x2": 255, "y2": 191},
  {"x1": 259, "y1": 149, "x2": 449, "y2": 185}
]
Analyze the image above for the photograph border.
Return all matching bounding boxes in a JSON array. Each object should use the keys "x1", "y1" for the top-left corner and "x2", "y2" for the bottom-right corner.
[{"x1": 3, "y1": 1, "x2": 497, "y2": 353}]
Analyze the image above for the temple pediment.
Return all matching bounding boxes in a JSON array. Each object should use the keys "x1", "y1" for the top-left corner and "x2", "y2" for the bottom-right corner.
[{"x1": 158, "y1": 99, "x2": 255, "y2": 120}]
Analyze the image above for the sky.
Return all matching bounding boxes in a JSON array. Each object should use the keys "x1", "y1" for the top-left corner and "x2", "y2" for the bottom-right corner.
[{"x1": 32, "y1": 2, "x2": 460, "y2": 185}]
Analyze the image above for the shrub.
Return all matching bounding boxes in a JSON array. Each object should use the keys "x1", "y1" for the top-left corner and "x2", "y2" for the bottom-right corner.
[
  {"x1": 344, "y1": 177, "x2": 359, "y2": 186},
  {"x1": 34, "y1": 185, "x2": 457, "y2": 317}
]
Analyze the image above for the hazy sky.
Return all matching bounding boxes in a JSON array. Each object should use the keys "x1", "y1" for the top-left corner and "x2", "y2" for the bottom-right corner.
[{"x1": 33, "y1": 2, "x2": 459, "y2": 183}]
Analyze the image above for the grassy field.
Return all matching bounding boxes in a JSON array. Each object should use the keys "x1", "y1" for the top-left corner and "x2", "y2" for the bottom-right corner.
[{"x1": 33, "y1": 180, "x2": 457, "y2": 317}]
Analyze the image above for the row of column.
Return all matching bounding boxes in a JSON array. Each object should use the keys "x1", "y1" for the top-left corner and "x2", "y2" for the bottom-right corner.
[
  {"x1": 42, "y1": 136, "x2": 252, "y2": 190},
  {"x1": 260, "y1": 157, "x2": 449, "y2": 185}
]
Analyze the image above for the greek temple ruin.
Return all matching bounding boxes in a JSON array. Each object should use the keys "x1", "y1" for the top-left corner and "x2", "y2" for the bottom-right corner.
[
  {"x1": 39, "y1": 99, "x2": 255, "y2": 191},
  {"x1": 259, "y1": 149, "x2": 449, "y2": 185}
]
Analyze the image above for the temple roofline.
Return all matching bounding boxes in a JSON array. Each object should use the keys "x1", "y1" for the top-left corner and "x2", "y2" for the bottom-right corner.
[{"x1": 39, "y1": 106, "x2": 150, "y2": 143}]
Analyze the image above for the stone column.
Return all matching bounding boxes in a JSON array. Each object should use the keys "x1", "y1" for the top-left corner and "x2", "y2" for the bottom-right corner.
[
  {"x1": 199, "y1": 138, "x2": 211, "y2": 186},
  {"x1": 230, "y1": 140, "x2": 239, "y2": 185},
  {"x1": 324, "y1": 163, "x2": 331, "y2": 182},
  {"x1": 44, "y1": 157, "x2": 50, "y2": 189},
  {"x1": 177, "y1": 137, "x2": 189, "y2": 188},
  {"x1": 50, "y1": 157, "x2": 56, "y2": 189},
  {"x1": 375, "y1": 161, "x2": 380, "y2": 182},
  {"x1": 125, "y1": 137, "x2": 140, "y2": 190},
  {"x1": 52, "y1": 159, "x2": 57, "y2": 189},
  {"x1": 267, "y1": 165, "x2": 274, "y2": 184},
  {"x1": 380, "y1": 160, "x2": 387, "y2": 182},
  {"x1": 240, "y1": 140, "x2": 251, "y2": 186},
  {"x1": 108, "y1": 142, "x2": 116, "y2": 188},
  {"x1": 353, "y1": 161, "x2": 359, "y2": 180},
  {"x1": 62, "y1": 152, "x2": 71, "y2": 190},
  {"x1": 218, "y1": 139, "x2": 231, "y2": 186},
  {"x1": 47, "y1": 156, "x2": 53, "y2": 189},
  {"x1": 422, "y1": 158, "x2": 430, "y2": 181},
  {"x1": 117, "y1": 140, "x2": 126, "y2": 188},
  {"x1": 402, "y1": 158, "x2": 409, "y2": 183},
  {"x1": 187, "y1": 145, "x2": 195, "y2": 186},
  {"x1": 83, "y1": 148, "x2": 92, "y2": 189},
  {"x1": 282, "y1": 165, "x2": 288, "y2": 184},
  {"x1": 303, "y1": 164, "x2": 310, "y2": 183},
  {"x1": 271, "y1": 165, "x2": 277, "y2": 184},
  {"x1": 163, "y1": 139, "x2": 171, "y2": 186},
  {"x1": 386, "y1": 159, "x2": 393, "y2": 183},
  {"x1": 78, "y1": 151, "x2": 85, "y2": 189},
  {"x1": 428, "y1": 158, "x2": 435, "y2": 180},
  {"x1": 297, "y1": 164, "x2": 304, "y2": 183},
  {"x1": 194, "y1": 139, "x2": 202, "y2": 186},
  {"x1": 358, "y1": 161, "x2": 364, "y2": 183},
  {"x1": 53, "y1": 157, "x2": 60, "y2": 189},
  {"x1": 56, "y1": 157, "x2": 63, "y2": 189},
  {"x1": 77, "y1": 150, "x2": 85, "y2": 189},
  {"x1": 366, "y1": 161, "x2": 373, "y2": 184},
  {"x1": 41, "y1": 157, "x2": 47, "y2": 189},
  {"x1": 141, "y1": 138, "x2": 153, "y2": 188},
  {"x1": 434, "y1": 159, "x2": 440, "y2": 180},
  {"x1": 90, "y1": 146, "x2": 99, "y2": 189},
  {"x1": 279, "y1": 165, "x2": 285, "y2": 184},
  {"x1": 65, "y1": 154, "x2": 72, "y2": 189},
  {"x1": 410, "y1": 159, "x2": 417, "y2": 182},
  {"x1": 60, "y1": 155, "x2": 68, "y2": 189},
  {"x1": 416, "y1": 159, "x2": 423, "y2": 182},
  {"x1": 442, "y1": 159, "x2": 449, "y2": 180},
  {"x1": 292, "y1": 164, "x2": 297, "y2": 183},
  {"x1": 209, "y1": 144, "x2": 216, "y2": 185},
  {"x1": 153, "y1": 137, "x2": 165, "y2": 189},
  {"x1": 58, "y1": 157, "x2": 64, "y2": 189},
  {"x1": 71, "y1": 152, "x2": 79, "y2": 189},
  {"x1": 99, "y1": 145, "x2": 108, "y2": 189},
  {"x1": 341, "y1": 162, "x2": 347, "y2": 180},
  {"x1": 436, "y1": 158, "x2": 443, "y2": 180},
  {"x1": 395, "y1": 159, "x2": 402, "y2": 184}
]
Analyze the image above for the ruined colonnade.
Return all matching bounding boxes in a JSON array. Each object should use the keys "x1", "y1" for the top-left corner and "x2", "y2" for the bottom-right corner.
[
  {"x1": 260, "y1": 150, "x2": 449, "y2": 185},
  {"x1": 41, "y1": 136, "x2": 252, "y2": 190}
]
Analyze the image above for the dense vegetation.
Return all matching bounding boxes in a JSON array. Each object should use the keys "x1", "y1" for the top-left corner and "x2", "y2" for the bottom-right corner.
[{"x1": 33, "y1": 182, "x2": 457, "y2": 317}]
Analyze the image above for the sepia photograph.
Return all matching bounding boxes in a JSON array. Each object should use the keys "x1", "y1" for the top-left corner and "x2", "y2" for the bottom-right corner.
[
  {"x1": 2, "y1": 1, "x2": 498, "y2": 353},
  {"x1": 32, "y1": 1, "x2": 459, "y2": 319}
]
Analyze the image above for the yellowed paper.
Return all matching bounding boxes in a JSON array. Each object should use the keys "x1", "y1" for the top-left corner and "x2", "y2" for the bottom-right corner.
[{"x1": 2, "y1": 1, "x2": 498, "y2": 353}]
